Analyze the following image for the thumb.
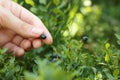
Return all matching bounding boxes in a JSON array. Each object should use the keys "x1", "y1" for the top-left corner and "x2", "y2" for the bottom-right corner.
[{"x1": 0, "y1": 6, "x2": 43, "y2": 38}]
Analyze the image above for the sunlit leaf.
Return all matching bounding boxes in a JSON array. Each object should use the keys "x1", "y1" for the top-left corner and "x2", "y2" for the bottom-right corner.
[
  {"x1": 25, "y1": 0, "x2": 34, "y2": 6},
  {"x1": 95, "y1": 72, "x2": 103, "y2": 80},
  {"x1": 105, "y1": 43, "x2": 110, "y2": 50},
  {"x1": 13, "y1": 0, "x2": 18, "y2": 2},
  {"x1": 105, "y1": 54, "x2": 110, "y2": 63},
  {"x1": 53, "y1": 0, "x2": 60, "y2": 5},
  {"x1": 113, "y1": 69, "x2": 119, "y2": 77}
]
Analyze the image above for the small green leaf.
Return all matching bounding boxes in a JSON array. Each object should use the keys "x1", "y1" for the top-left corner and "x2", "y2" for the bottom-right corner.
[
  {"x1": 115, "y1": 34, "x2": 120, "y2": 45},
  {"x1": 1, "y1": 48, "x2": 7, "y2": 54},
  {"x1": 103, "y1": 69, "x2": 114, "y2": 80},
  {"x1": 25, "y1": 0, "x2": 35, "y2": 6},
  {"x1": 117, "y1": 40, "x2": 120, "y2": 45},
  {"x1": 115, "y1": 34, "x2": 120, "y2": 40},
  {"x1": 24, "y1": 72, "x2": 38, "y2": 80},
  {"x1": 53, "y1": 0, "x2": 60, "y2": 5},
  {"x1": 95, "y1": 72, "x2": 103, "y2": 80},
  {"x1": 105, "y1": 54, "x2": 110, "y2": 63},
  {"x1": 15, "y1": 65, "x2": 20, "y2": 72},
  {"x1": 105, "y1": 43, "x2": 110, "y2": 50},
  {"x1": 113, "y1": 69, "x2": 119, "y2": 77},
  {"x1": 39, "y1": 0, "x2": 47, "y2": 5},
  {"x1": 13, "y1": 0, "x2": 18, "y2": 2}
]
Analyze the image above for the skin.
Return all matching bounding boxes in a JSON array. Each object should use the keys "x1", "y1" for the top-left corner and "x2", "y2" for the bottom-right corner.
[{"x1": 0, "y1": 0, "x2": 53, "y2": 57}]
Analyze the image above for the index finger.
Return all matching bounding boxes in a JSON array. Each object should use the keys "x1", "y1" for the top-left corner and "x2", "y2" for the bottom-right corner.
[{"x1": 2, "y1": 0, "x2": 53, "y2": 44}]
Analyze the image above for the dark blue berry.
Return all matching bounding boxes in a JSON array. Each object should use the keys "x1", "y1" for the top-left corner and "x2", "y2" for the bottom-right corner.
[
  {"x1": 51, "y1": 54, "x2": 57, "y2": 58},
  {"x1": 50, "y1": 54, "x2": 61, "y2": 62},
  {"x1": 51, "y1": 54, "x2": 61, "y2": 59},
  {"x1": 40, "y1": 34, "x2": 46, "y2": 39},
  {"x1": 82, "y1": 36, "x2": 88, "y2": 42}
]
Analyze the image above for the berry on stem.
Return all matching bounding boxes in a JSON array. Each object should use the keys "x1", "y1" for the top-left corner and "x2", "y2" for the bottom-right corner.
[{"x1": 82, "y1": 36, "x2": 88, "y2": 42}]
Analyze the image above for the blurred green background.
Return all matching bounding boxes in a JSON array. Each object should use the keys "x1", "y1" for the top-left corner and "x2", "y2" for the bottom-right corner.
[{"x1": 0, "y1": 0, "x2": 120, "y2": 80}]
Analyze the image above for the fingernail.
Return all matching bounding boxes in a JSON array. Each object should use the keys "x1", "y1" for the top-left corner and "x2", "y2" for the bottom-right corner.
[{"x1": 31, "y1": 28, "x2": 43, "y2": 34}]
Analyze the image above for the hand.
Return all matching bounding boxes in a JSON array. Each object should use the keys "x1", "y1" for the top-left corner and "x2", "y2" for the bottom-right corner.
[{"x1": 0, "y1": 0, "x2": 53, "y2": 57}]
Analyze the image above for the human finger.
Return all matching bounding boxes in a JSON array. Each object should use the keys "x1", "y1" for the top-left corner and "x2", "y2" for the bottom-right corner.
[
  {"x1": 20, "y1": 39, "x2": 31, "y2": 50},
  {"x1": 0, "y1": 6, "x2": 43, "y2": 38},
  {"x1": 32, "y1": 39, "x2": 42, "y2": 48},
  {"x1": 12, "y1": 35, "x2": 24, "y2": 45},
  {"x1": 3, "y1": 42, "x2": 25, "y2": 57}
]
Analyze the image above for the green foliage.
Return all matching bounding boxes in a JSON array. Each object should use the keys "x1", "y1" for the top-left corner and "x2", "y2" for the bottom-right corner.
[
  {"x1": 115, "y1": 34, "x2": 120, "y2": 45},
  {"x1": 24, "y1": 60, "x2": 72, "y2": 80},
  {"x1": 0, "y1": 0, "x2": 120, "y2": 80}
]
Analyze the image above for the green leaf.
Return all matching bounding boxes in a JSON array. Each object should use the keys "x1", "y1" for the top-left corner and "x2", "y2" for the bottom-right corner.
[
  {"x1": 105, "y1": 54, "x2": 110, "y2": 63},
  {"x1": 53, "y1": 0, "x2": 60, "y2": 5},
  {"x1": 103, "y1": 69, "x2": 114, "y2": 80},
  {"x1": 39, "y1": 0, "x2": 47, "y2": 5},
  {"x1": 115, "y1": 34, "x2": 120, "y2": 45},
  {"x1": 95, "y1": 72, "x2": 103, "y2": 80},
  {"x1": 1, "y1": 48, "x2": 7, "y2": 54},
  {"x1": 105, "y1": 43, "x2": 110, "y2": 50},
  {"x1": 24, "y1": 72, "x2": 38, "y2": 80},
  {"x1": 25, "y1": 0, "x2": 35, "y2": 6},
  {"x1": 91, "y1": 67, "x2": 97, "y2": 75},
  {"x1": 13, "y1": 0, "x2": 18, "y2": 2},
  {"x1": 113, "y1": 69, "x2": 119, "y2": 77},
  {"x1": 117, "y1": 40, "x2": 120, "y2": 45},
  {"x1": 115, "y1": 34, "x2": 120, "y2": 40}
]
